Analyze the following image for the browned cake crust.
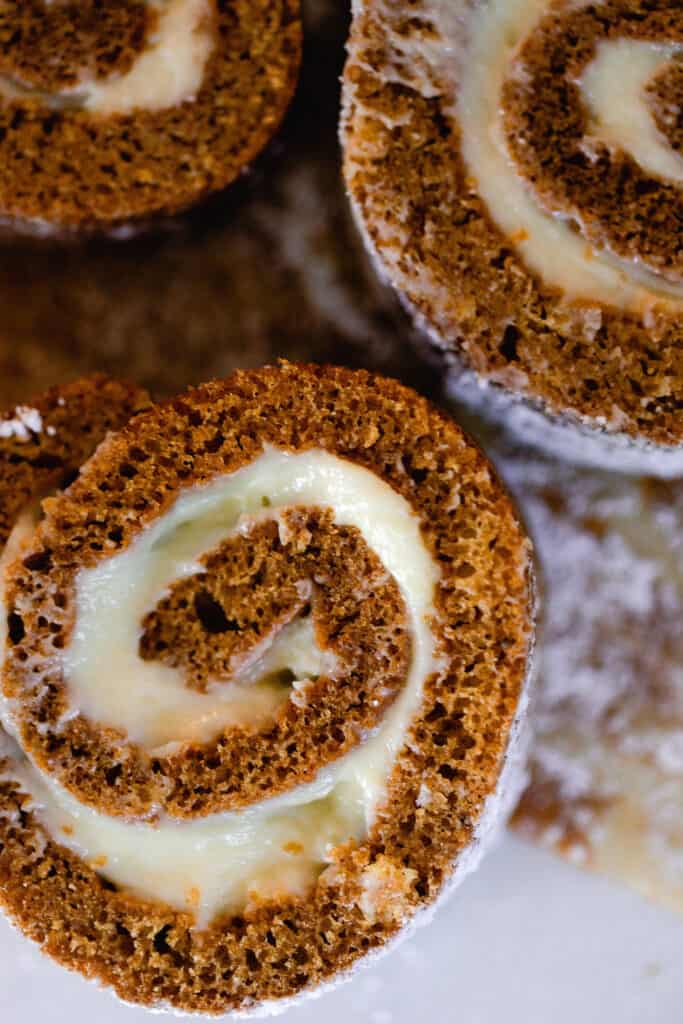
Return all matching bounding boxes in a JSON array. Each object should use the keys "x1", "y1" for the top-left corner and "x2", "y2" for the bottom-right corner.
[
  {"x1": 342, "y1": 1, "x2": 683, "y2": 448},
  {"x1": 0, "y1": 0, "x2": 302, "y2": 231},
  {"x1": 0, "y1": 363, "x2": 533, "y2": 1014}
]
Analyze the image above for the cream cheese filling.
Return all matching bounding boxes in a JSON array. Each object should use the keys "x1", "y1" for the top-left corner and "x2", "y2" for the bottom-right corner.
[
  {"x1": 68, "y1": 610, "x2": 335, "y2": 755},
  {"x1": 0, "y1": 0, "x2": 214, "y2": 116},
  {"x1": 0, "y1": 731, "x2": 368, "y2": 929},
  {"x1": 579, "y1": 39, "x2": 683, "y2": 188},
  {"x1": 452, "y1": 0, "x2": 683, "y2": 312},
  {"x1": 0, "y1": 448, "x2": 442, "y2": 928},
  {"x1": 63, "y1": 446, "x2": 437, "y2": 750}
]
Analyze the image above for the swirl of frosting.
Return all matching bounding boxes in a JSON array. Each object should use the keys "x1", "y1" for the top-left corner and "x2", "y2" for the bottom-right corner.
[
  {"x1": 0, "y1": 365, "x2": 533, "y2": 1013},
  {"x1": 4, "y1": 443, "x2": 424, "y2": 821},
  {"x1": 0, "y1": 1, "x2": 301, "y2": 230},
  {"x1": 342, "y1": 0, "x2": 683, "y2": 453},
  {"x1": 497, "y1": 0, "x2": 683, "y2": 295}
]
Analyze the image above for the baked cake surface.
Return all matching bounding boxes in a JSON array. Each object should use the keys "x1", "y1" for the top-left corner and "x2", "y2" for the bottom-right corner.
[
  {"x1": 342, "y1": 0, "x2": 683, "y2": 453},
  {"x1": 0, "y1": 364, "x2": 534, "y2": 1015},
  {"x1": 0, "y1": 0, "x2": 301, "y2": 231}
]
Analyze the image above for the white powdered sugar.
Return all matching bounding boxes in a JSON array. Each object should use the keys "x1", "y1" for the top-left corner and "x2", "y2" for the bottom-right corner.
[
  {"x1": 0, "y1": 407, "x2": 43, "y2": 442},
  {"x1": 484, "y1": 423, "x2": 683, "y2": 911}
]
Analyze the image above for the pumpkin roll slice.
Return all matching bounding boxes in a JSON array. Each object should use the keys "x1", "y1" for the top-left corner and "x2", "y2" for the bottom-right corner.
[
  {"x1": 342, "y1": 1, "x2": 683, "y2": 472},
  {"x1": 0, "y1": 363, "x2": 534, "y2": 1015},
  {"x1": 0, "y1": 0, "x2": 301, "y2": 233}
]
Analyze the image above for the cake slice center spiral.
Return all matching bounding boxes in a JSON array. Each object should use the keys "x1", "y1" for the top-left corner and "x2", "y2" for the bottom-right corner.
[
  {"x1": 1, "y1": 447, "x2": 441, "y2": 928},
  {"x1": 64, "y1": 447, "x2": 431, "y2": 749}
]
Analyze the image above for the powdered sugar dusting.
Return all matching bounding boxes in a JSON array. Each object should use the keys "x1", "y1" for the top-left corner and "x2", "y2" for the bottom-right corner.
[
  {"x1": 485, "y1": 426, "x2": 683, "y2": 912},
  {"x1": 0, "y1": 407, "x2": 42, "y2": 442}
]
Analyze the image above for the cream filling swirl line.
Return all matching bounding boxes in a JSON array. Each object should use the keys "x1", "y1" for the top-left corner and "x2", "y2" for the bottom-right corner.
[
  {"x1": 0, "y1": 447, "x2": 442, "y2": 929},
  {"x1": 579, "y1": 39, "x2": 683, "y2": 188},
  {"x1": 0, "y1": 0, "x2": 214, "y2": 116},
  {"x1": 451, "y1": 0, "x2": 683, "y2": 311}
]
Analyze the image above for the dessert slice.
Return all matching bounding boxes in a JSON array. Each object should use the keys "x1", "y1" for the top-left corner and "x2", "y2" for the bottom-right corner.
[
  {"x1": 0, "y1": 0, "x2": 301, "y2": 233},
  {"x1": 342, "y1": 1, "x2": 683, "y2": 472},
  {"x1": 0, "y1": 363, "x2": 534, "y2": 1015}
]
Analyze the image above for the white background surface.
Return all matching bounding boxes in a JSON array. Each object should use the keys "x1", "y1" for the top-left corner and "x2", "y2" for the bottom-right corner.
[{"x1": 1, "y1": 834, "x2": 680, "y2": 1022}]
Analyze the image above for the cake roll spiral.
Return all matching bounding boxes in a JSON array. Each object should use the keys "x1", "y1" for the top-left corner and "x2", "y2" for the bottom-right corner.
[
  {"x1": 0, "y1": 364, "x2": 533, "y2": 1015},
  {"x1": 342, "y1": 1, "x2": 683, "y2": 456},
  {"x1": 0, "y1": 1, "x2": 301, "y2": 233}
]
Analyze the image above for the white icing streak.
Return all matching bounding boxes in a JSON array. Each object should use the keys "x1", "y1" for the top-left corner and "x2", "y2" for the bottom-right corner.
[
  {"x1": 0, "y1": 726, "x2": 368, "y2": 929},
  {"x1": 579, "y1": 39, "x2": 683, "y2": 188},
  {"x1": 85, "y1": 0, "x2": 214, "y2": 115},
  {"x1": 64, "y1": 447, "x2": 439, "y2": 754}
]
